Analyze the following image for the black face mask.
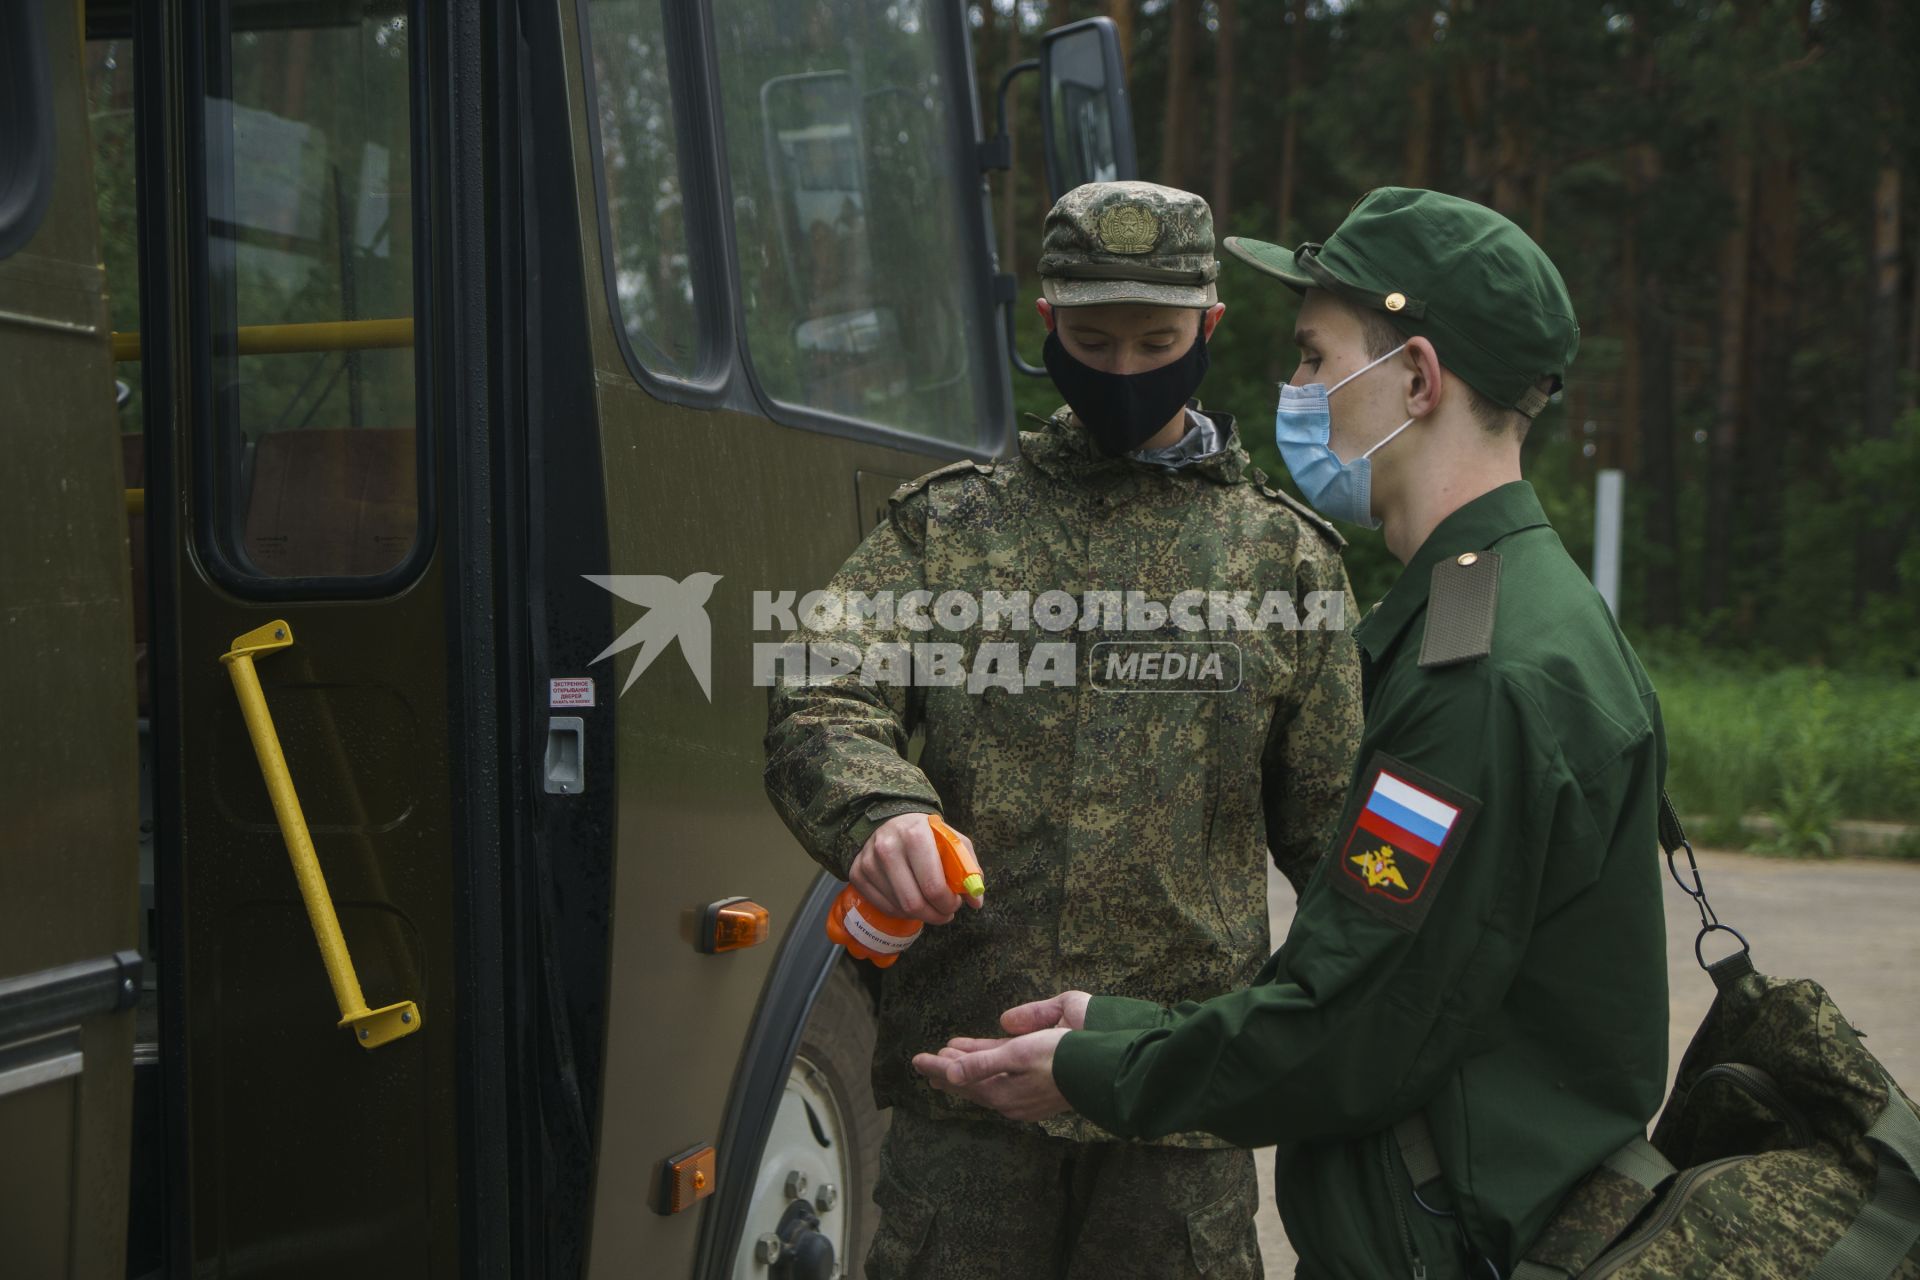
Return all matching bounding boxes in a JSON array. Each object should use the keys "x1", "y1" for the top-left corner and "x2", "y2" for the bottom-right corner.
[{"x1": 1042, "y1": 327, "x2": 1212, "y2": 457}]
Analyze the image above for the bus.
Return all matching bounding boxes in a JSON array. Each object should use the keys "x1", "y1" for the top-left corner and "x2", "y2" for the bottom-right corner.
[{"x1": 0, "y1": 1, "x2": 1133, "y2": 1276}]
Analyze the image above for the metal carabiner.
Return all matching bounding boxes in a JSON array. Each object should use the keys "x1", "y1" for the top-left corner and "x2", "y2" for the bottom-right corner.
[
  {"x1": 1659, "y1": 793, "x2": 1747, "y2": 973},
  {"x1": 1694, "y1": 922, "x2": 1752, "y2": 973}
]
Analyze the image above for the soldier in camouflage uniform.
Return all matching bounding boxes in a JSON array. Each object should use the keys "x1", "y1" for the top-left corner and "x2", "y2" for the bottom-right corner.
[{"x1": 763, "y1": 181, "x2": 1363, "y2": 1279}]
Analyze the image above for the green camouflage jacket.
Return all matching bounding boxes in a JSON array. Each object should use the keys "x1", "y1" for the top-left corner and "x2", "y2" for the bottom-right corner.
[{"x1": 763, "y1": 407, "x2": 1362, "y2": 1144}]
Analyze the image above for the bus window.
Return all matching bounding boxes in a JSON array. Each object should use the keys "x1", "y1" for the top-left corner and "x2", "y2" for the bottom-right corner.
[
  {"x1": 582, "y1": 0, "x2": 707, "y2": 383},
  {"x1": 0, "y1": 0, "x2": 55, "y2": 259},
  {"x1": 713, "y1": 0, "x2": 992, "y2": 446},
  {"x1": 198, "y1": 2, "x2": 425, "y2": 584}
]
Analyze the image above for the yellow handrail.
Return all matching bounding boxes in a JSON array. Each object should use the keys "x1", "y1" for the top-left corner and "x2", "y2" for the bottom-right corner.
[
  {"x1": 219, "y1": 620, "x2": 422, "y2": 1050},
  {"x1": 112, "y1": 317, "x2": 414, "y2": 363}
]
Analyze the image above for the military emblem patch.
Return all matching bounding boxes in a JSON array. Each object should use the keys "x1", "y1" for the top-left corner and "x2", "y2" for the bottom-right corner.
[
  {"x1": 1096, "y1": 204, "x2": 1160, "y2": 255},
  {"x1": 1331, "y1": 754, "x2": 1479, "y2": 932}
]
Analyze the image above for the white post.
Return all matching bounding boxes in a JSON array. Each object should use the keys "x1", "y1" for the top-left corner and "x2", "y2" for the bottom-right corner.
[{"x1": 1593, "y1": 469, "x2": 1624, "y2": 617}]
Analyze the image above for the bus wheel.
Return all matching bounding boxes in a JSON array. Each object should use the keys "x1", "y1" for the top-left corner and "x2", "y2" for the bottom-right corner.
[{"x1": 736, "y1": 959, "x2": 883, "y2": 1280}]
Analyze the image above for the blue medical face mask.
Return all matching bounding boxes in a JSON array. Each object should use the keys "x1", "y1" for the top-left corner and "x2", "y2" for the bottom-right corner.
[{"x1": 1274, "y1": 343, "x2": 1415, "y2": 529}]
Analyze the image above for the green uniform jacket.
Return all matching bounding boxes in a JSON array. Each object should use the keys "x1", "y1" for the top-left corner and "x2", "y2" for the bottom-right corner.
[
  {"x1": 764, "y1": 409, "x2": 1363, "y2": 1144},
  {"x1": 1055, "y1": 482, "x2": 1671, "y2": 1272}
]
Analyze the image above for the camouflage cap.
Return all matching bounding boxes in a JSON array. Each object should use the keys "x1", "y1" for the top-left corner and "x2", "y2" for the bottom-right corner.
[
  {"x1": 1224, "y1": 187, "x2": 1579, "y2": 418},
  {"x1": 1038, "y1": 181, "x2": 1218, "y2": 309}
]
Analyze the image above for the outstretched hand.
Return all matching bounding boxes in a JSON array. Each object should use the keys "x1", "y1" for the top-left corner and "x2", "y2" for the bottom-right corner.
[
  {"x1": 911, "y1": 1029, "x2": 1072, "y2": 1123},
  {"x1": 999, "y1": 990, "x2": 1092, "y2": 1035}
]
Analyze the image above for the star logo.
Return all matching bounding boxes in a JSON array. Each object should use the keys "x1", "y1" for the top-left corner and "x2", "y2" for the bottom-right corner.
[
  {"x1": 1096, "y1": 204, "x2": 1160, "y2": 255},
  {"x1": 583, "y1": 572, "x2": 723, "y2": 700},
  {"x1": 1350, "y1": 844, "x2": 1408, "y2": 893}
]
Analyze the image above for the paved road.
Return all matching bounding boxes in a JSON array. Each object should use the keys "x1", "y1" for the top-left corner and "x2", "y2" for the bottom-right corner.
[{"x1": 1251, "y1": 850, "x2": 1920, "y2": 1276}]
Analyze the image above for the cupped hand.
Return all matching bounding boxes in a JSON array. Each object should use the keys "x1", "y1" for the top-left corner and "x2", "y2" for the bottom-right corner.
[{"x1": 910, "y1": 1028, "x2": 1072, "y2": 1123}]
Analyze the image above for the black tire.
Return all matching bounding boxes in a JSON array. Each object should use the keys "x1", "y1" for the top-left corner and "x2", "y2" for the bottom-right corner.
[{"x1": 793, "y1": 958, "x2": 886, "y2": 1280}]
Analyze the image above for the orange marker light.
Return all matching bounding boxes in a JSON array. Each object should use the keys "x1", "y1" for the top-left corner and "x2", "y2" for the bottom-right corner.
[
  {"x1": 663, "y1": 1145, "x2": 717, "y2": 1214},
  {"x1": 698, "y1": 898, "x2": 770, "y2": 954}
]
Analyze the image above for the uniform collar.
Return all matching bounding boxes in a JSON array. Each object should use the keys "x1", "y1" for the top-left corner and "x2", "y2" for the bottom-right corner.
[
  {"x1": 1129, "y1": 407, "x2": 1222, "y2": 469},
  {"x1": 1353, "y1": 480, "x2": 1552, "y2": 663},
  {"x1": 1021, "y1": 402, "x2": 1251, "y2": 489}
]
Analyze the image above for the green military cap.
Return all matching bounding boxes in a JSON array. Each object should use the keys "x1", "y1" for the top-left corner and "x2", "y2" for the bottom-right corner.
[
  {"x1": 1038, "y1": 180, "x2": 1218, "y2": 309},
  {"x1": 1224, "y1": 187, "x2": 1578, "y2": 418}
]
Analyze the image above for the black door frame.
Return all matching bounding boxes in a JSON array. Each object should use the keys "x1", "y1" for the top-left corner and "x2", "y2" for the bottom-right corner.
[{"x1": 436, "y1": 0, "x2": 622, "y2": 1273}]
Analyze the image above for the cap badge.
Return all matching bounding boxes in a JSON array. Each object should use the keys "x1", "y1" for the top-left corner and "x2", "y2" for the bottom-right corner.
[{"x1": 1096, "y1": 205, "x2": 1160, "y2": 255}]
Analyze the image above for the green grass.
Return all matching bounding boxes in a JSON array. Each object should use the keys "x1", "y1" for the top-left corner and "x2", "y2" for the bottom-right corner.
[{"x1": 1646, "y1": 651, "x2": 1920, "y2": 847}]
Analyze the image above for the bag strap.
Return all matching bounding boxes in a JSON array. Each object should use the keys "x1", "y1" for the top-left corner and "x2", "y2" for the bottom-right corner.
[
  {"x1": 1868, "y1": 1087, "x2": 1920, "y2": 1187},
  {"x1": 1602, "y1": 1134, "x2": 1678, "y2": 1193},
  {"x1": 1508, "y1": 1136, "x2": 1676, "y2": 1280},
  {"x1": 1809, "y1": 1086, "x2": 1920, "y2": 1279},
  {"x1": 1656, "y1": 790, "x2": 1689, "y2": 859},
  {"x1": 1400, "y1": 1112, "x2": 1677, "y2": 1280},
  {"x1": 1657, "y1": 790, "x2": 1753, "y2": 980},
  {"x1": 1394, "y1": 1111, "x2": 1443, "y2": 1191}
]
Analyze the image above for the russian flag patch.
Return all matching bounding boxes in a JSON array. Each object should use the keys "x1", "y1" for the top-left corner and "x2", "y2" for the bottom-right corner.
[{"x1": 1332, "y1": 754, "x2": 1479, "y2": 931}]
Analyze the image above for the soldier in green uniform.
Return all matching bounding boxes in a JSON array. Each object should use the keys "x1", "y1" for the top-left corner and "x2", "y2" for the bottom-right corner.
[
  {"x1": 763, "y1": 181, "x2": 1363, "y2": 1278},
  {"x1": 915, "y1": 189, "x2": 1672, "y2": 1280}
]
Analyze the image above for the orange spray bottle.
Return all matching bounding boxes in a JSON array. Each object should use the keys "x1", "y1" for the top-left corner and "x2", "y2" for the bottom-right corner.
[{"x1": 825, "y1": 814, "x2": 985, "y2": 967}]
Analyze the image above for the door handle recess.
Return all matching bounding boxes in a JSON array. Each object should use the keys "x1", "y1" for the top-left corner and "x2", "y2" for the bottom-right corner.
[
  {"x1": 220, "y1": 620, "x2": 421, "y2": 1050},
  {"x1": 544, "y1": 716, "x2": 585, "y2": 795}
]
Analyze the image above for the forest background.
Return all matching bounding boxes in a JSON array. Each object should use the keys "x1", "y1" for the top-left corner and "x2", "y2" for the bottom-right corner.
[{"x1": 981, "y1": 0, "x2": 1920, "y2": 850}]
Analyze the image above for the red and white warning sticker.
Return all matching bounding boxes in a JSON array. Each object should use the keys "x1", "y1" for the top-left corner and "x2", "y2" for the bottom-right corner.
[{"x1": 549, "y1": 677, "x2": 596, "y2": 709}]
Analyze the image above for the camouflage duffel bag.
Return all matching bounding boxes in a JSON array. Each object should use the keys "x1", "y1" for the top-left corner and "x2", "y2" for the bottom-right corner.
[{"x1": 1514, "y1": 802, "x2": 1920, "y2": 1279}]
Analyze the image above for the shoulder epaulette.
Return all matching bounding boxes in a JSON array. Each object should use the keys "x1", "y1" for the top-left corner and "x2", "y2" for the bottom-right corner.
[
  {"x1": 1419, "y1": 550, "x2": 1502, "y2": 668},
  {"x1": 1249, "y1": 467, "x2": 1345, "y2": 550},
  {"x1": 889, "y1": 458, "x2": 995, "y2": 507}
]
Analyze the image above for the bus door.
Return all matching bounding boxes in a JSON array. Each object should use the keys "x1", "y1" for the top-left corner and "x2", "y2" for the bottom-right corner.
[{"x1": 104, "y1": 2, "x2": 486, "y2": 1274}]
